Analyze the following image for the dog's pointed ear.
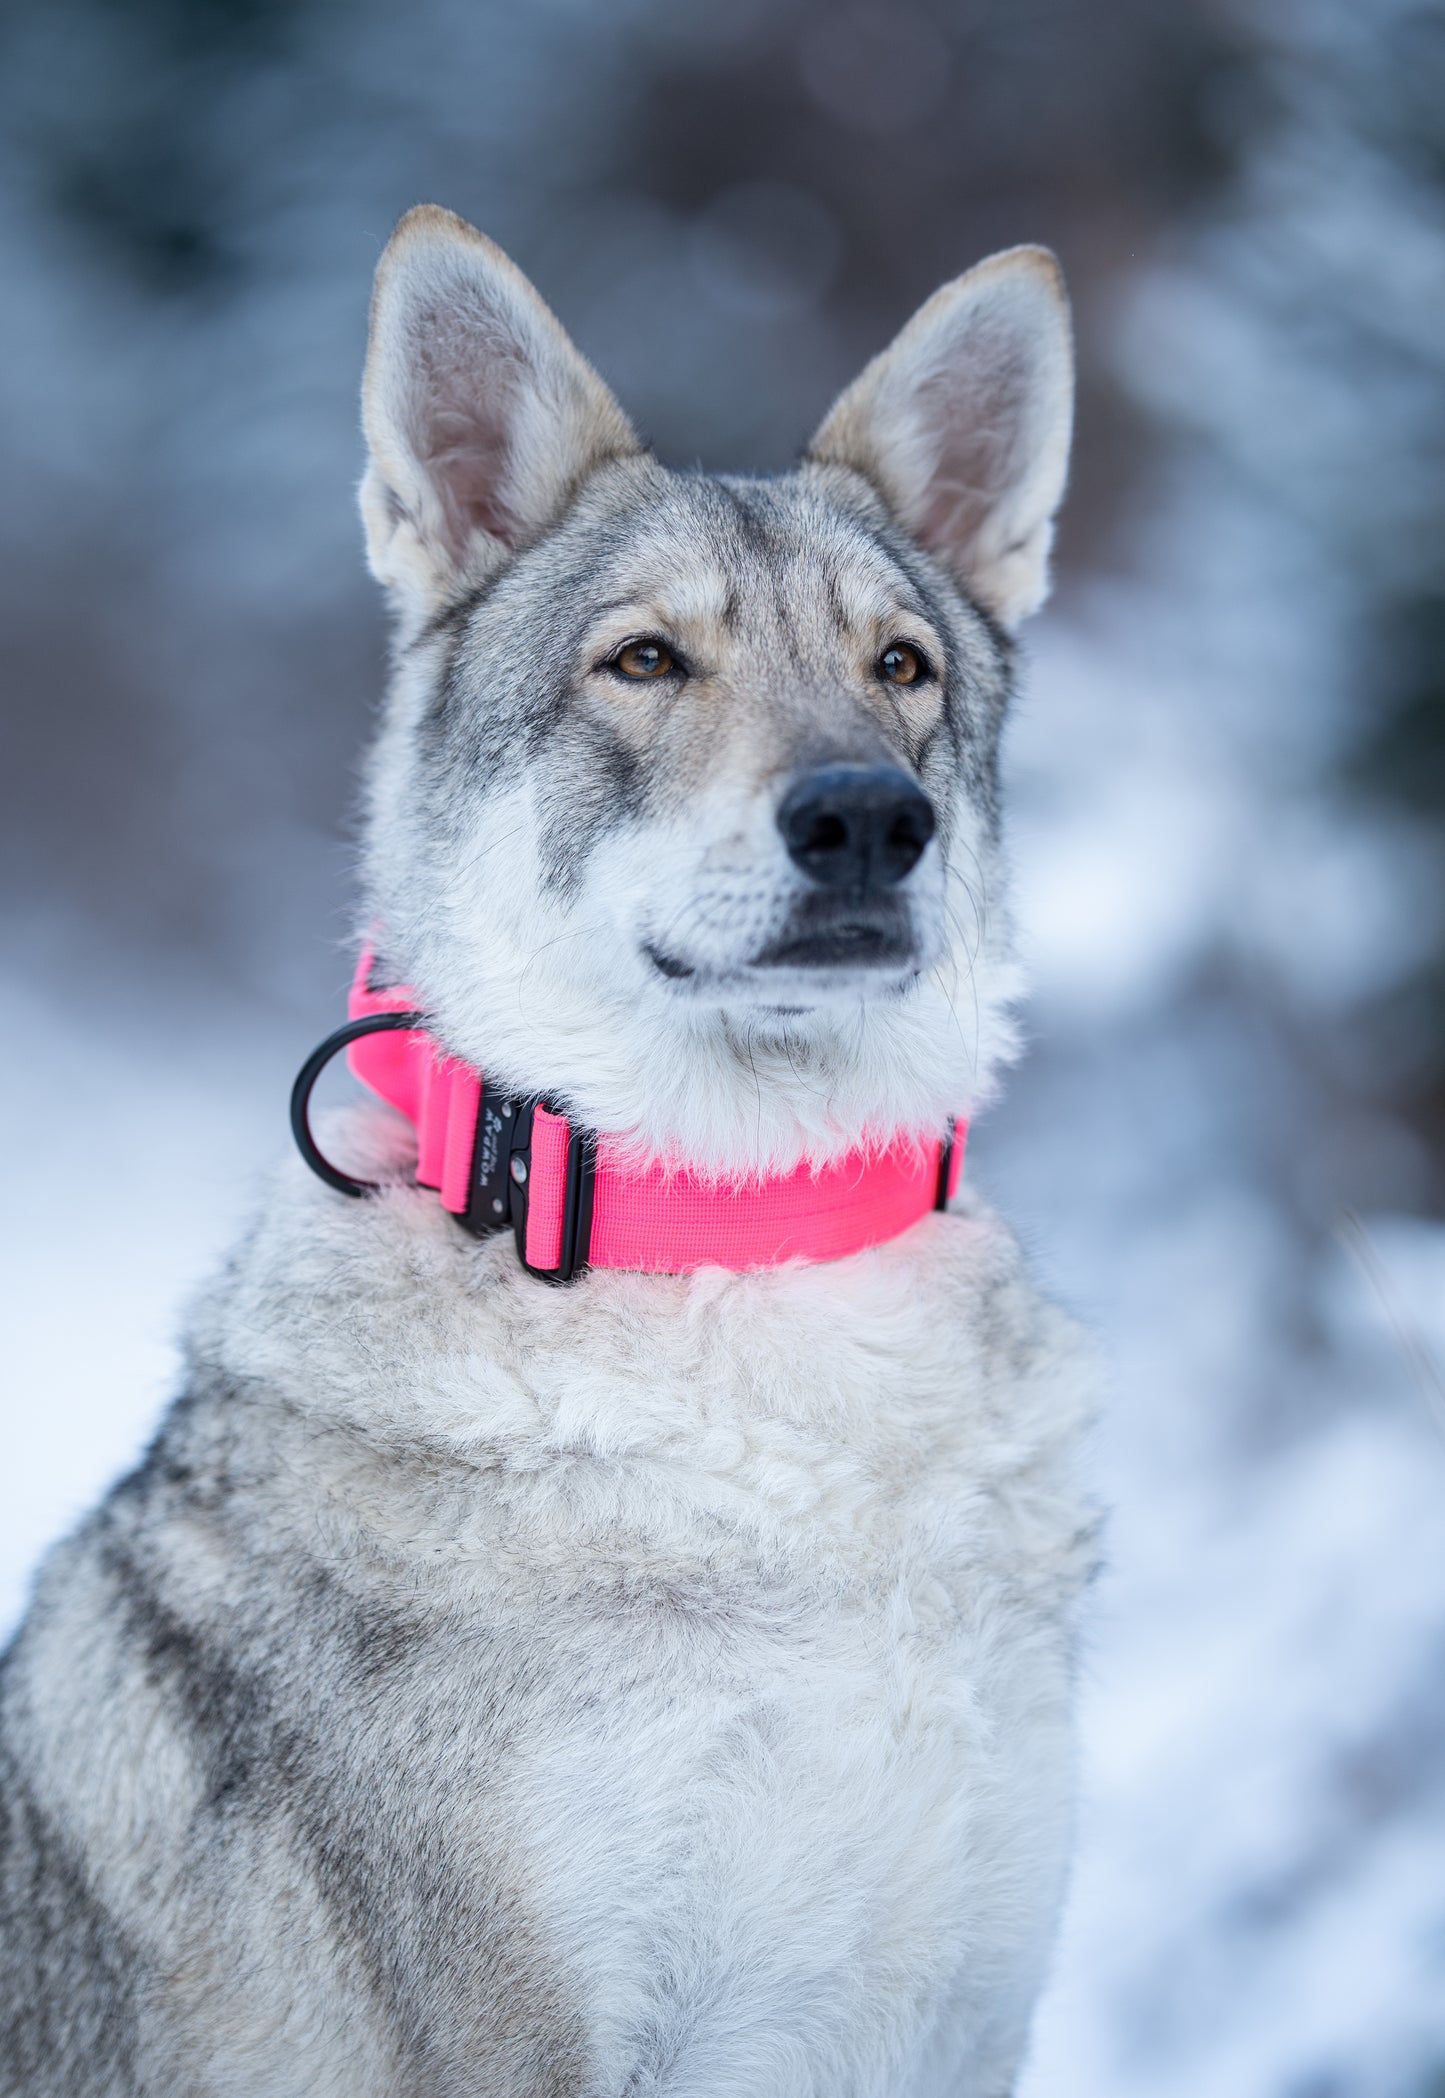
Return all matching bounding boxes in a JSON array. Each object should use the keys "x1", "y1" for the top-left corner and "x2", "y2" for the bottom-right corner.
[
  {"x1": 808, "y1": 247, "x2": 1073, "y2": 631},
  {"x1": 360, "y1": 205, "x2": 640, "y2": 624}
]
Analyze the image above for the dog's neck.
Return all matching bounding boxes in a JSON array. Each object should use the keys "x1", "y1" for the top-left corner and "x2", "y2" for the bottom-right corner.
[
  {"x1": 289, "y1": 950, "x2": 968, "y2": 1283},
  {"x1": 359, "y1": 913, "x2": 1019, "y2": 1182}
]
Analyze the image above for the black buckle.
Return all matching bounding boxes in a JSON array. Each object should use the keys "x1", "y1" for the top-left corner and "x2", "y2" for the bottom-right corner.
[
  {"x1": 461, "y1": 1088, "x2": 595, "y2": 1284},
  {"x1": 461, "y1": 1081, "x2": 523, "y2": 1236}
]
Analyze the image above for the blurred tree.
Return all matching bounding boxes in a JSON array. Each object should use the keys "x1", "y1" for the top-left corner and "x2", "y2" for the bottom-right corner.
[{"x1": 1125, "y1": 0, "x2": 1445, "y2": 1202}]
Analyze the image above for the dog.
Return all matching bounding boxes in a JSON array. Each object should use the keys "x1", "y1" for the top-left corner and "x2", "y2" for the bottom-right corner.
[{"x1": 0, "y1": 205, "x2": 1097, "y2": 2096}]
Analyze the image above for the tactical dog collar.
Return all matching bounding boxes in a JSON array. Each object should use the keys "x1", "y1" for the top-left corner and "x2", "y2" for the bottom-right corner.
[{"x1": 290, "y1": 950, "x2": 965, "y2": 1283}]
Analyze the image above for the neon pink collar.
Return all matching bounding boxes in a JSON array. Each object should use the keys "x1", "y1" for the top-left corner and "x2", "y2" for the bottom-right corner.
[{"x1": 291, "y1": 950, "x2": 964, "y2": 1282}]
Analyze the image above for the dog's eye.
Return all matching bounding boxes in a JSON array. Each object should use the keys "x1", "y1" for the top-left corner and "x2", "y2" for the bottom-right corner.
[
  {"x1": 878, "y1": 643, "x2": 926, "y2": 686},
  {"x1": 612, "y1": 639, "x2": 676, "y2": 680}
]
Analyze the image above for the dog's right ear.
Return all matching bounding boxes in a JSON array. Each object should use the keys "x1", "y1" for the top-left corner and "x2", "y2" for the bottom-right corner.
[
  {"x1": 807, "y1": 247, "x2": 1073, "y2": 632},
  {"x1": 360, "y1": 206, "x2": 639, "y2": 628}
]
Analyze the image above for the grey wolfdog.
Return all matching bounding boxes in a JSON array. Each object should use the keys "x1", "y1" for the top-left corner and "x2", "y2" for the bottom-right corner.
[{"x1": 0, "y1": 206, "x2": 1097, "y2": 2096}]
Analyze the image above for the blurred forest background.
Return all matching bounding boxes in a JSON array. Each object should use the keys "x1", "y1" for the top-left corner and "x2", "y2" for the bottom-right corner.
[{"x1": 2, "y1": 0, "x2": 1443, "y2": 2090}]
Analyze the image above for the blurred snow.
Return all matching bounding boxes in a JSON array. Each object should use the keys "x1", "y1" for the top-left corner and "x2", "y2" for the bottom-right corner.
[
  {"x1": 0, "y1": 940, "x2": 294, "y2": 1622},
  {"x1": 989, "y1": 144, "x2": 1445, "y2": 2068},
  {"x1": 984, "y1": 514, "x2": 1445, "y2": 2097}
]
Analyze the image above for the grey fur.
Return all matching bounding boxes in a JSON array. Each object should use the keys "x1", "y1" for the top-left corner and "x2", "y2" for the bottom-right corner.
[{"x1": 1, "y1": 210, "x2": 1093, "y2": 2096}]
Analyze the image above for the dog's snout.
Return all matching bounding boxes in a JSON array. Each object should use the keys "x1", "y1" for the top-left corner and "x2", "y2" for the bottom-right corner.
[{"x1": 778, "y1": 765, "x2": 936, "y2": 890}]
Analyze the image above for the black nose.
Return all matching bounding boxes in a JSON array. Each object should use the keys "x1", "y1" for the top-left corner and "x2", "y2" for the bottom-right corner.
[{"x1": 777, "y1": 765, "x2": 936, "y2": 890}]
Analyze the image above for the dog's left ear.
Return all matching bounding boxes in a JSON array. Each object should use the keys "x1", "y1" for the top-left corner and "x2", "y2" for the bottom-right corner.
[
  {"x1": 360, "y1": 205, "x2": 640, "y2": 627},
  {"x1": 808, "y1": 247, "x2": 1073, "y2": 631}
]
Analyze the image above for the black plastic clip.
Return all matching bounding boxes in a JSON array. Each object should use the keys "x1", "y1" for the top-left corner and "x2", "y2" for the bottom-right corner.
[
  {"x1": 459, "y1": 1081, "x2": 523, "y2": 1237},
  {"x1": 934, "y1": 1119, "x2": 956, "y2": 1212},
  {"x1": 557, "y1": 1121, "x2": 597, "y2": 1284}
]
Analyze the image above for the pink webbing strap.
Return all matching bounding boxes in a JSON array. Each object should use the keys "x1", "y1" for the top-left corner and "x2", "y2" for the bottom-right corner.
[
  {"x1": 525, "y1": 1106, "x2": 573, "y2": 1271},
  {"x1": 342, "y1": 951, "x2": 966, "y2": 1275},
  {"x1": 347, "y1": 965, "x2": 480, "y2": 1214},
  {"x1": 521, "y1": 1128, "x2": 964, "y2": 1273}
]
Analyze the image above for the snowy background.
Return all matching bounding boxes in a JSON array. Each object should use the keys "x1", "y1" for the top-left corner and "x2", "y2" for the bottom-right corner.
[{"x1": 2, "y1": 0, "x2": 1443, "y2": 2089}]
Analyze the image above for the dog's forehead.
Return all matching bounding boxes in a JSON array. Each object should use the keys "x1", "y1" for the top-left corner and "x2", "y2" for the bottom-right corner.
[{"x1": 579, "y1": 469, "x2": 926, "y2": 638}]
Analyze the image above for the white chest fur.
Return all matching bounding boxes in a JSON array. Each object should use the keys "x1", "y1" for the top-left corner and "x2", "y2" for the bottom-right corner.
[{"x1": 174, "y1": 1131, "x2": 1096, "y2": 2096}]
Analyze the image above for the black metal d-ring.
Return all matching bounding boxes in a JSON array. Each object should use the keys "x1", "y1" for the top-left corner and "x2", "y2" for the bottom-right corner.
[{"x1": 290, "y1": 1010, "x2": 425, "y2": 1197}]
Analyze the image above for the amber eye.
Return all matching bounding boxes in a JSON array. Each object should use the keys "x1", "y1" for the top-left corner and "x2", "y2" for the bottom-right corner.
[
  {"x1": 878, "y1": 643, "x2": 925, "y2": 686},
  {"x1": 612, "y1": 639, "x2": 676, "y2": 680}
]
